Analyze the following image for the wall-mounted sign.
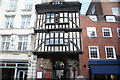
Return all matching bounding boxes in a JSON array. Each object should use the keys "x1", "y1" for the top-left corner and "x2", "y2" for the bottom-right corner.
[{"x1": 37, "y1": 71, "x2": 42, "y2": 79}]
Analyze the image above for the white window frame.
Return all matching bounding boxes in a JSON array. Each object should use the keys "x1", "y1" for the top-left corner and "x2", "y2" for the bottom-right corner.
[
  {"x1": 105, "y1": 46, "x2": 116, "y2": 59},
  {"x1": 21, "y1": 15, "x2": 31, "y2": 28},
  {"x1": 2, "y1": 36, "x2": 11, "y2": 51},
  {"x1": 89, "y1": 46, "x2": 100, "y2": 59},
  {"x1": 8, "y1": 0, "x2": 18, "y2": 11},
  {"x1": 110, "y1": 0, "x2": 120, "y2": 2},
  {"x1": 87, "y1": 27, "x2": 97, "y2": 37},
  {"x1": 117, "y1": 28, "x2": 120, "y2": 37},
  {"x1": 5, "y1": 16, "x2": 14, "y2": 29},
  {"x1": 112, "y1": 8, "x2": 120, "y2": 16},
  {"x1": 23, "y1": 2, "x2": 33, "y2": 11},
  {"x1": 18, "y1": 35, "x2": 28, "y2": 51},
  {"x1": 102, "y1": 28, "x2": 112, "y2": 37},
  {"x1": 88, "y1": 15, "x2": 97, "y2": 21},
  {"x1": 105, "y1": 16, "x2": 116, "y2": 22}
]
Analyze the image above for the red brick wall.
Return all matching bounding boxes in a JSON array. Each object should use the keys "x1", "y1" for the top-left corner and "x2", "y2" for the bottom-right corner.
[{"x1": 79, "y1": 15, "x2": 119, "y2": 78}]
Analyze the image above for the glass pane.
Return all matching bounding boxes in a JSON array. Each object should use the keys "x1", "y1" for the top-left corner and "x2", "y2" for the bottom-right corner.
[
  {"x1": 2, "y1": 42, "x2": 5, "y2": 50},
  {"x1": 55, "y1": 39, "x2": 58, "y2": 44},
  {"x1": 18, "y1": 42, "x2": 22, "y2": 50},
  {"x1": 51, "y1": 14, "x2": 54, "y2": 18},
  {"x1": 46, "y1": 34, "x2": 49, "y2": 38},
  {"x1": 23, "y1": 42, "x2": 27, "y2": 51},
  {"x1": 60, "y1": 33, "x2": 63, "y2": 38},
  {"x1": 64, "y1": 13, "x2": 68, "y2": 17},
  {"x1": 46, "y1": 13, "x2": 50, "y2": 18},
  {"x1": 51, "y1": 19, "x2": 54, "y2": 23},
  {"x1": 6, "y1": 42, "x2": 10, "y2": 50},
  {"x1": 45, "y1": 40, "x2": 49, "y2": 45},
  {"x1": 50, "y1": 33, "x2": 54, "y2": 38},
  {"x1": 50, "y1": 39, "x2": 54, "y2": 44},
  {"x1": 60, "y1": 39, "x2": 63, "y2": 44},
  {"x1": 55, "y1": 33, "x2": 58, "y2": 38},
  {"x1": 64, "y1": 18, "x2": 68, "y2": 22}
]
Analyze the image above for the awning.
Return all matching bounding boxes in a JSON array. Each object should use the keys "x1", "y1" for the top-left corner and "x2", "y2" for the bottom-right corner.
[{"x1": 89, "y1": 60, "x2": 120, "y2": 75}]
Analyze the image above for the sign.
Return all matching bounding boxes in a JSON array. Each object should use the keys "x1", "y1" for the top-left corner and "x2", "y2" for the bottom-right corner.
[{"x1": 37, "y1": 71, "x2": 42, "y2": 79}]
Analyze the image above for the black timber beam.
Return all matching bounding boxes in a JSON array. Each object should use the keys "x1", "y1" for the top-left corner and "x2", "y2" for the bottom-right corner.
[{"x1": 34, "y1": 28, "x2": 82, "y2": 33}]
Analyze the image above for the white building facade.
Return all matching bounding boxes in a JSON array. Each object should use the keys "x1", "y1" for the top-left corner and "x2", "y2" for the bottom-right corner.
[{"x1": 0, "y1": 0, "x2": 42, "y2": 79}]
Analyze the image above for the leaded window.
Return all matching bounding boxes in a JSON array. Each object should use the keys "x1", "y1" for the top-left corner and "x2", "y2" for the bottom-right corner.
[
  {"x1": 45, "y1": 12, "x2": 68, "y2": 24},
  {"x1": 45, "y1": 32, "x2": 68, "y2": 45},
  {"x1": 46, "y1": 13, "x2": 55, "y2": 24}
]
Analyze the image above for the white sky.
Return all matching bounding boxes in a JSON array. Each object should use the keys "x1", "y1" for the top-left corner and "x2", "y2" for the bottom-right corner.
[{"x1": 65, "y1": 0, "x2": 92, "y2": 14}]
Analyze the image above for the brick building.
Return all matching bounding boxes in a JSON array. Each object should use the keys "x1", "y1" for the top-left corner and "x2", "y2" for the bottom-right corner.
[
  {"x1": 86, "y1": 0, "x2": 120, "y2": 16},
  {"x1": 80, "y1": 0, "x2": 120, "y2": 79}
]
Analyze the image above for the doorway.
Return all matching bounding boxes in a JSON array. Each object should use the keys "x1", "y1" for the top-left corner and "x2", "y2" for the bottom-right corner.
[
  {"x1": 2, "y1": 68, "x2": 15, "y2": 80},
  {"x1": 53, "y1": 60, "x2": 65, "y2": 79},
  {"x1": 17, "y1": 70, "x2": 27, "y2": 80}
]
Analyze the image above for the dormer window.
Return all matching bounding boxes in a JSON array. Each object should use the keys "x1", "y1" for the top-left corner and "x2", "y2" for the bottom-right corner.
[
  {"x1": 88, "y1": 15, "x2": 97, "y2": 21},
  {"x1": 105, "y1": 15, "x2": 116, "y2": 22}
]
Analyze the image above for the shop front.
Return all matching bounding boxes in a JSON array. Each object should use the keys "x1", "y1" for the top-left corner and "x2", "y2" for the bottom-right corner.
[
  {"x1": 0, "y1": 60, "x2": 29, "y2": 80},
  {"x1": 89, "y1": 60, "x2": 120, "y2": 80}
]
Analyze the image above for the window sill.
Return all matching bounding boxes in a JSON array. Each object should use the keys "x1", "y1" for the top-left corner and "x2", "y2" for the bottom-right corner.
[
  {"x1": 6, "y1": 10, "x2": 16, "y2": 12},
  {"x1": 22, "y1": 9, "x2": 32, "y2": 11},
  {"x1": 88, "y1": 36, "x2": 97, "y2": 38},
  {"x1": 103, "y1": 36, "x2": 113, "y2": 37}
]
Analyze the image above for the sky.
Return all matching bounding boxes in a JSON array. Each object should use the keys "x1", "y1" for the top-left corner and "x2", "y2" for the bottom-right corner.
[{"x1": 65, "y1": 0, "x2": 92, "y2": 14}]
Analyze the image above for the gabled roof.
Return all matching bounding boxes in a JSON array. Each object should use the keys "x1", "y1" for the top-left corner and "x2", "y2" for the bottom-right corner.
[{"x1": 35, "y1": 1, "x2": 81, "y2": 13}]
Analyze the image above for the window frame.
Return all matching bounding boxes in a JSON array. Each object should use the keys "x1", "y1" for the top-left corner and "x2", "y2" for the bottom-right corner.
[
  {"x1": 45, "y1": 13, "x2": 55, "y2": 24},
  {"x1": 18, "y1": 35, "x2": 28, "y2": 51},
  {"x1": 21, "y1": 15, "x2": 31, "y2": 28},
  {"x1": 8, "y1": 0, "x2": 18, "y2": 11},
  {"x1": 45, "y1": 12, "x2": 69, "y2": 24},
  {"x1": 105, "y1": 16, "x2": 116, "y2": 22},
  {"x1": 5, "y1": 16, "x2": 15, "y2": 29},
  {"x1": 23, "y1": 2, "x2": 33, "y2": 11},
  {"x1": 112, "y1": 8, "x2": 120, "y2": 16},
  {"x1": 117, "y1": 28, "x2": 120, "y2": 37},
  {"x1": 87, "y1": 27, "x2": 97, "y2": 37},
  {"x1": 105, "y1": 46, "x2": 116, "y2": 59},
  {"x1": 88, "y1": 46, "x2": 100, "y2": 59},
  {"x1": 45, "y1": 32, "x2": 69, "y2": 46},
  {"x1": 2, "y1": 35, "x2": 11, "y2": 51},
  {"x1": 102, "y1": 28, "x2": 112, "y2": 37}
]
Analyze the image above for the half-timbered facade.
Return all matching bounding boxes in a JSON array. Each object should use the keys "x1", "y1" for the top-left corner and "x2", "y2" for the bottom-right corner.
[{"x1": 34, "y1": 0, "x2": 82, "y2": 79}]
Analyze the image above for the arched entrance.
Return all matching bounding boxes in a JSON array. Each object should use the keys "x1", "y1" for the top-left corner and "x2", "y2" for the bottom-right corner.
[{"x1": 53, "y1": 60, "x2": 65, "y2": 79}]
